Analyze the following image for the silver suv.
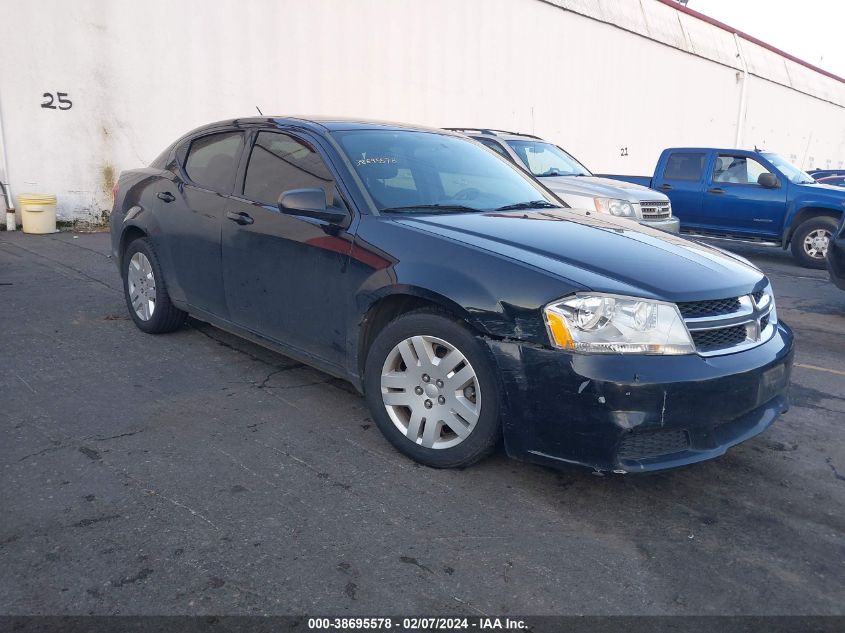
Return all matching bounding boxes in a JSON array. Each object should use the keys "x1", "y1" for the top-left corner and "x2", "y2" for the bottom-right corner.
[{"x1": 447, "y1": 128, "x2": 680, "y2": 233}]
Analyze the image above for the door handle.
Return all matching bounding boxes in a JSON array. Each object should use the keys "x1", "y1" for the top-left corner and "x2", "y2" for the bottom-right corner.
[
  {"x1": 226, "y1": 211, "x2": 254, "y2": 226},
  {"x1": 157, "y1": 191, "x2": 175, "y2": 203},
  {"x1": 707, "y1": 187, "x2": 725, "y2": 194},
  {"x1": 657, "y1": 183, "x2": 672, "y2": 191}
]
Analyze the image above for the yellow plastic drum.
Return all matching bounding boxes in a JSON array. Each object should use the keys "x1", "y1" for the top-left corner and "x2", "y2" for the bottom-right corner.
[{"x1": 17, "y1": 193, "x2": 58, "y2": 234}]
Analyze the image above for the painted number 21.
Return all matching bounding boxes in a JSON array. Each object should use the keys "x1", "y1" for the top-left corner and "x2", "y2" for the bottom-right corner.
[{"x1": 41, "y1": 92, "x2": 72, "y2": 110}]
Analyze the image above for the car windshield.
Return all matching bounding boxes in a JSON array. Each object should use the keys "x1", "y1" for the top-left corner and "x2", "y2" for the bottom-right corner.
[
  {"x1": 333, "y1": 130, "x2": 561, "y2": 214},
  {"x1": 761, "y1": 152, "x2": 815, "y2": 184},
  {"x1": 506, "y1": 140, "x2": 592, "y2": 177}
]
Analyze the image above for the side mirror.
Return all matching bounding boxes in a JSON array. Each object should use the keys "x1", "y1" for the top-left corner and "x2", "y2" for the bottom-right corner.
[
  {"x1": 758, "y1": 173, "x2": 779, "y2": 188},
  {"x1": 278, "y1": 188, "x2": 347, "y2": 224}
]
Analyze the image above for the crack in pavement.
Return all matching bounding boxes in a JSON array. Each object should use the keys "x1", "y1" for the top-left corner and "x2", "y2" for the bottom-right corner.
[
  {"x1": 256, "y1": 365, "x2": 306, "y2": 389},
  {"x1": 91, "y1": 430, "x2": 145, "y2": 442},
  {"x1": 17, "y1": 443, "x2": 67, "y2": 462},
  {"x1": 48, "y1": 234, "x2": 112, "y2": 259},
  {"x1": 190, "y1": 322, "x2": 303, "y2": 374},
  {"x1": 3, "y1": 240, "x2": 121, "y2": 295},
  {"x1": 71, "y1": 514, "x2": 122, "y2": 528},
  {"x1": 826, "y1": 458, "x2": 845, "y2": 482}
]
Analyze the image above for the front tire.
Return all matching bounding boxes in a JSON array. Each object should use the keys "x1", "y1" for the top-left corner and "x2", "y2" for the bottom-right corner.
[
  {"x1": 790, "y1": 216, "x2": 837, "y2": 269},
  {"x1": 122, "y1": 237, "x2": 186, "y2": 333},
  {"x1": 364, "y1": 309, "x2": 501, "y2": 468}
]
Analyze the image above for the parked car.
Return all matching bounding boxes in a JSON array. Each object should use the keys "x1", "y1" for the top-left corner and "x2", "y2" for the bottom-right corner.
[
  {"x1": 603, "y1": 148, "x2": 845, "y2": 268},
  {"x1": 445, "y1": 128, "x2": 680, "y2": 233},
  {"x1": 110, "y1": 118, "x2": 793, "y2": 474},
  {"x1": 827, "y1": 214, "x2": 845, "y2": 291},
  {"x1": 817, "y1": 175, "x2": 845, "y2": 188},
  {"x1": 808, "y1": 169, "x2": 845, "y2": 179}
]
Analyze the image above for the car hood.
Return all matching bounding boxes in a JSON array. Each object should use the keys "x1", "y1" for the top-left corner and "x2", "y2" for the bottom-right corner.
[
  {"x1": 797, "y1": 181, "x2": 845, "y2": 196},
  {"x1": 539, "y1": 175, "x2": 668, "y2": 202},
  {"x1": 392, "y1": 209, "x2": 764, "y2": 302}
]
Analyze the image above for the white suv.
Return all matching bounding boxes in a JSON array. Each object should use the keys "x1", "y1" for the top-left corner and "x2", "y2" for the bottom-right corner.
[{"x1": 447, "y1": 128, "x2": 680, "y2": 233}]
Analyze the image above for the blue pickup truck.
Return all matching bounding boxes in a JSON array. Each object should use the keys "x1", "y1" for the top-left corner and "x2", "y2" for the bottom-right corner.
[{"x1": 605, "y1": 148, "x2": 845, "y2": 268}]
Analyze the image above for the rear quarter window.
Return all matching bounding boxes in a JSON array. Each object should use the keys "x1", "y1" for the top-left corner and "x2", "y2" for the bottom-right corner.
[{"x1": 149, "y1": 140, "x2": 178, "y2": 169}]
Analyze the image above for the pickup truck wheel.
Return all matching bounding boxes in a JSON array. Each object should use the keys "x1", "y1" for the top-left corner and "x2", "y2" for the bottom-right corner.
[
  {"x1": 364, "y1": 309, "x2": 501, "y2": 468},
  {"x1": 791, "y1": 217, "x2": 837, "y2": 268},
  {"x1": 122, "y1": 237, "x2": 186, "y2": 333}
]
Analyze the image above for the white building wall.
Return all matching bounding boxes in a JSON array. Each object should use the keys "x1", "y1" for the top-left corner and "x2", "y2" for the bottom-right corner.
[{"x1": 1, "y1": 0, "x2": 843, "y2": 224}]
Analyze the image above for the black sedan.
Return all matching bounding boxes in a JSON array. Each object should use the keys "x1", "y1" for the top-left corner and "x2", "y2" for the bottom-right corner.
[{"x1": 110, "y1": 117, "x2": 793, "y2": 474}]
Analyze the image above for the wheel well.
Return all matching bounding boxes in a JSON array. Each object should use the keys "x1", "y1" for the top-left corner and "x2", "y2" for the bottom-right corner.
[
  {"x1": 119, "y1": 226, "x2": 147, "y2": 266},
  {"x1": 787, "y1": 207, "x2": 840, "y2": 243},
  {"x1": 357, "y1": 294, "x2": 465, "y2": 375}
]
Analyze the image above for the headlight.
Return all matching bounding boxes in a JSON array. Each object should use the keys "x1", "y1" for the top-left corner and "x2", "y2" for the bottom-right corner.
[
  {"x1": 594, "y1": 197, "x2": 636, "y2": 218},
  {"x1": 544, "y1": 294, "x2": 694, "y2": 354}
]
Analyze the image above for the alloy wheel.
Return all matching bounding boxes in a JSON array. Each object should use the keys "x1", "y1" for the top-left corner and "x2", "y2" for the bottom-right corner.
[
  {"x1": 127, "y1": 252, "x2": 156, "y2": 321},
  {"x1": 803, "y1": 229, "x2": 831, "y2": 259},
  {"x1": 380, "y1": 335, "x2": 481, "y2": 449}
]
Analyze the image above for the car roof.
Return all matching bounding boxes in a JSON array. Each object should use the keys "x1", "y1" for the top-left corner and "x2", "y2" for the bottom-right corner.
[
  {"x1": 662, "y1": 147, "x2": 769, "y2": 153},
  {"x1": 444, "y1": 128, "x2": 543, "y2": 142},
  {"x1": 186, "y1": 116, "x2": 460, "y2": 137}
]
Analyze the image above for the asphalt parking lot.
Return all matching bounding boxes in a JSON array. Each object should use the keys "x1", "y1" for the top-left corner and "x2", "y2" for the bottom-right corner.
[{"x1": 1, "y1": 230, "x2": 843, "y2": 616}]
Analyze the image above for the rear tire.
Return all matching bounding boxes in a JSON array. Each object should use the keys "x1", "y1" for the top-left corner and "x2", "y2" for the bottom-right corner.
[
  {"x1": 790, "y1": 216, "x2": 837, "y2": 269},
  {"x1": 122, "y1": 237, "x2": 186, "y2": 333},
  {"x1": 364, "y1": 308, "x2": 501, "y2": 468}
]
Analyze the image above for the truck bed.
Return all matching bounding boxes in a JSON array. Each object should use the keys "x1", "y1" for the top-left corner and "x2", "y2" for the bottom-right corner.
[{"x1": 595, "y1": 174, "x2": 653, "y2": 188}]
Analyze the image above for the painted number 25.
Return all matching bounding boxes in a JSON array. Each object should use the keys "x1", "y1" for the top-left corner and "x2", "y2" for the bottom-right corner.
[{"x1": 41, "y1": 92, "x2": 72, "y2": 110}]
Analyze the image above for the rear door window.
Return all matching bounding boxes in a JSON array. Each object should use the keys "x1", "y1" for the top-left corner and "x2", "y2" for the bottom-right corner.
[
  {"x1": 184, "y1": 132, "x2": 244, "y2": 193},
  {"x1": 663, "y1": 152, "x2": 705, "y2": 181}
]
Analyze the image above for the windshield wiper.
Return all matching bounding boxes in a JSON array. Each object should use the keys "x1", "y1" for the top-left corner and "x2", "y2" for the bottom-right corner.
[
  {"x1": 536, "y1": 170, "x2": 569, "y2": 177},
  {"x1": 536, "y1": 170, "x2": 588, "y2": 177},
  {"x1": 380, "y1": 204, "x2": 483, "y2": 214},
  {"x1": 495, "y1": 200, "x2": 562, "y2": 211}
]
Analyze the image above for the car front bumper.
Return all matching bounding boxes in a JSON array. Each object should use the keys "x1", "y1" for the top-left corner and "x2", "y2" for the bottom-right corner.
[
  {"x1": 639, "y1": 216, "x2": 680, "y2": 233},
  {"x1": 487, "y1": 322, "x2": 793, "y2": 473}
]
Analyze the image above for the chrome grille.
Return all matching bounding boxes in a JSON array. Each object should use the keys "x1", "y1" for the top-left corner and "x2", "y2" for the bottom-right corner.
[
  {"x1": 679, "y1": 288, "x2": 775, "y2": 356},
  {"x1": 639, "y1": 200, "x2": 671, "y2": 219}
]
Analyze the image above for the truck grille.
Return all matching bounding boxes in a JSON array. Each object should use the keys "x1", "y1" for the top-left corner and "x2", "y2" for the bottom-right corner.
[
  {"x1": 678, "y1": 288, "x2": 775, "y2": 356},
  {"x1": 639, "y1": 200, "x2": 671, "y2": 219}
]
